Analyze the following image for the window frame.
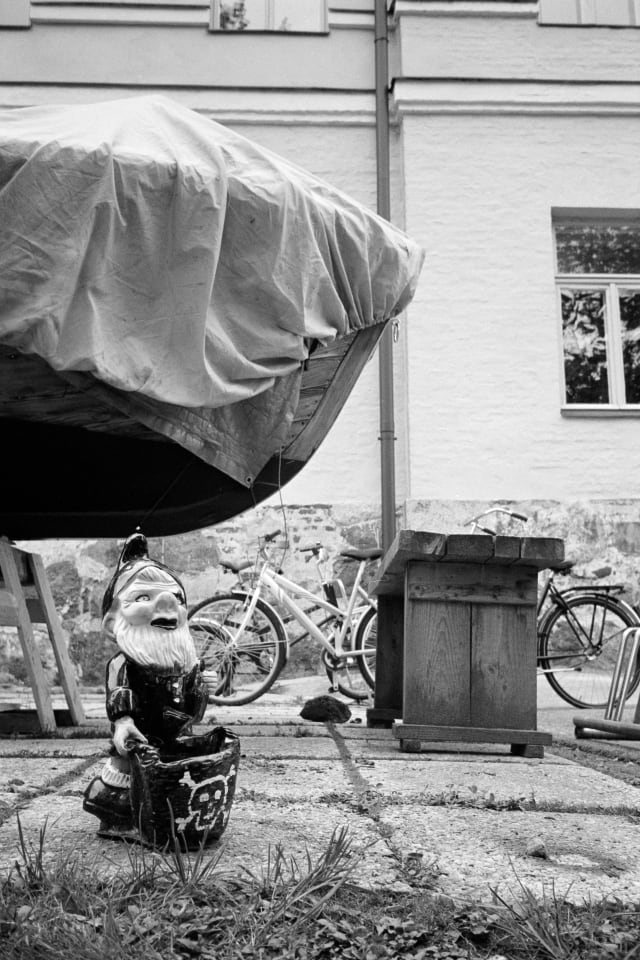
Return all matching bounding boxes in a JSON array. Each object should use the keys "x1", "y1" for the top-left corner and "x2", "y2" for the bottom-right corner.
[
  {"x1": 209, "y1": 0, "x2": 328, "y2": 33},
  {"x1": 554, "y1": 220, "x2": 640, "y2": 416}
]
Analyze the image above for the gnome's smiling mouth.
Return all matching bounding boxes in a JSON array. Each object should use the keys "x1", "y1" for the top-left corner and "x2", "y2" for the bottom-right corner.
[{"x1": 150, "y1": 617, "x2": 178, "y2": 630}]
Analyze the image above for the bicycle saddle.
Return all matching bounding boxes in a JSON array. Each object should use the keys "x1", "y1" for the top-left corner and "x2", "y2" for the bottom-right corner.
[
  {"x1": 339, "y1": 547, "x2": 384, "y2": 561},
  {"x1": 219, "y1": 558, "x2": 253, "y2": 575}
]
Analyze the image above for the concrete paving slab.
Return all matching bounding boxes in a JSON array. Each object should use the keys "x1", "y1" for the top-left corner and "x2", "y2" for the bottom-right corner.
[
  {"x1": 0, "y1": 739, "x2": 107, "y2": 758},
  {"x1": 0, "y1": 793, "x2": 397, "y2": 891},
  {"x1": 4, "y1": 677, "x2": 640, "y2": 910},
  {"x1": 377, "y1": 805, "x2": 640, "y2": 905},
  {"x1": 237, "y1": 736, "x2": 342, "y2": 759},
  {"x1": 345, "y1": 736, "x2": 562, "y2": 761},
  {"x1": 219, "y1": 800, "x2": 399, "y2": 890},
  {"x1": 0, "y1": 757, "x2": 91, "y2": 793},
  {"x1": 216, "y1": 721, "x2": 335, "y2": 738},
  {"x1": 237, "y1": 757, "x2": 353, "y2": 799},
  {"x1": 0, "y1": 793, "x2": 19, "y2": 818},
  {"x1": 0, "y1": 794, "x2": 127, "y2": 875},
  {"x1": 353, "y1": 758, "x2": 640, "y2": 813}
]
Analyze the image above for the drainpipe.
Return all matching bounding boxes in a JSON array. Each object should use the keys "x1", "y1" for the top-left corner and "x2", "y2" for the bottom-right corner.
[{"x1": 375, "y1": 0, "x2": 396, "y2": 553}]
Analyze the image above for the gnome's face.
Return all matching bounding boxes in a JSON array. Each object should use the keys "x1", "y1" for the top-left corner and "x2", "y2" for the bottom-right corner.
[
  {"x1": 116, "y1": 577, "x2": 187, "y2": 631},
  {"x1": 103, "y1": 565, "x2": 197, "y2": 672}
]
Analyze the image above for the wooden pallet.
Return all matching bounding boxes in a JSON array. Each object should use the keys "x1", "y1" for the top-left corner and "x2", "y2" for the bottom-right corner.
[{"x1": 0, "y1": 540, "x2": 85, "y2": 733}]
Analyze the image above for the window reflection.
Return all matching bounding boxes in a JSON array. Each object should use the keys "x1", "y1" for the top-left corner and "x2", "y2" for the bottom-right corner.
[
  {"x1": 212, "y1": 0, "x2": 326, "y2": 32},
  {"x1": 561, "y1": 289, "x2": 609, "y2": 404}
]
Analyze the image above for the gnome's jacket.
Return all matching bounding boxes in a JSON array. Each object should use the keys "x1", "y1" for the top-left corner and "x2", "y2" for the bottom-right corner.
[{"x1": 106, "y1": 652, "x2": 208, "y2": 743}]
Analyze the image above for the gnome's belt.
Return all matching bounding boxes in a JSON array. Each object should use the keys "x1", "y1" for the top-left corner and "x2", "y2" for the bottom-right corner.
[{"x1": 137, "y1": 665, "x2": 198, "y2": 690}]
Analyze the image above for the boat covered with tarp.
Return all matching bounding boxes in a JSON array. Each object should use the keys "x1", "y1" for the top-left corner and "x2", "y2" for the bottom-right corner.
[{"x1": 0, "y1": 95, "x2": 424, "y2": 538}]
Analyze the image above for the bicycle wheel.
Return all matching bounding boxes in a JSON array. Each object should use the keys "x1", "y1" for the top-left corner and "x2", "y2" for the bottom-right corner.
[
  {"x1": 188, "y1": 592, "x2": 287, "y2": 706},
  {"x1": 538, "y1": 594, "x2": 640, "y2": 709},
  {"x1": 322, "y1": 644, "x2": 371, "y2": 701},
  {"x1": 321, "y1": 607, "x2": 376, "y2": 701},
  {"x1": 350, "y1": 605, "x2": 377, "y2": 691}
]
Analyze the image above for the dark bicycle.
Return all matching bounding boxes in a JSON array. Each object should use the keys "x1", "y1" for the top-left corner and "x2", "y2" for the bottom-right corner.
[{"x1": 466, "y1": 508, "x2": 640, "y2": 709}]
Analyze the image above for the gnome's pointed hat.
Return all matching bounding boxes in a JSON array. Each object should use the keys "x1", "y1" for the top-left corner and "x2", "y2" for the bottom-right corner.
[{"x1": 101, "y1": 530, "x2": 185, "y2": 617}]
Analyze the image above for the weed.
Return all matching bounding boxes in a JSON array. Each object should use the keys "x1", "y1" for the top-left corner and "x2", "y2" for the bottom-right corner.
[
  {"x1": 424, "y1": 783, "x2": 535, "y2": 812},
  {"x1": 2, "y1": 815, "x2": 640, "y2": 959}
]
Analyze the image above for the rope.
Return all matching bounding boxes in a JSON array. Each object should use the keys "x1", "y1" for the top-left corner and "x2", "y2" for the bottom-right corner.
[{"x1": 137, "y1": 459, "x2": 194, "y2": 533}]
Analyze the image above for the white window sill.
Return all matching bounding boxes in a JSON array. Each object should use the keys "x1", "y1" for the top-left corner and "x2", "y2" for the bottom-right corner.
[{"x1": 562, "y1": 406, "x2": 640, "y2": 417}]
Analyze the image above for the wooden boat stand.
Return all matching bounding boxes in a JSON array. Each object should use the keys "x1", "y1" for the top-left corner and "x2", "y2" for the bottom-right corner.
[
  {"x1": 367, "y1": 530, "x2": 560, "y2": 757},
  {"x1": 574, "y1": 626, "x2": 640, "y2": 740},
  {"x1": 0, "y1": 540, "x2": 85, "y2": 733}
]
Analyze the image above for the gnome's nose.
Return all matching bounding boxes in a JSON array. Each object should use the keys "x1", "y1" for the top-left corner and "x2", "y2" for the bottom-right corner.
[{"x1": 152, "y1": 591, "x2": 180, "y2": 619}]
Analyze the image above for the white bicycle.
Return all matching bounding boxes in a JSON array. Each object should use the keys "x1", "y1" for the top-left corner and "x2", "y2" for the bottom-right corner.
[{"x1": 188, "y1": 531, "x2": 381, "y2": 705}]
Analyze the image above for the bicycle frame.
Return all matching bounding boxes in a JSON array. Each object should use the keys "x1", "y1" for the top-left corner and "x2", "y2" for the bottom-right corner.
[
  {"x1": 464, "y1": 507, "x2": 640, "y2": 704},
  {"x1": 226, "y1": 558, "x2": 375, "y2": 663},
  {"x1": 463, "y1": 507, "x2": 640, "y2": 675},
  {"x1": 536, "y1": 570, "x2": 639, "y2": 673}
]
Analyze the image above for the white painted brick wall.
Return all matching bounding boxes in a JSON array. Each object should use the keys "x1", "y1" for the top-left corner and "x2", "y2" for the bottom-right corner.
[{"x1": 402, "y1": 112, "x2": 640, "y2": 501}]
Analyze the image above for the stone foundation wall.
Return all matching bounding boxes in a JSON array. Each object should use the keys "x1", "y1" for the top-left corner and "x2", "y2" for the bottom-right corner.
[{"x1": 4, "y1": 498, "x2": 640, "y2": 689}]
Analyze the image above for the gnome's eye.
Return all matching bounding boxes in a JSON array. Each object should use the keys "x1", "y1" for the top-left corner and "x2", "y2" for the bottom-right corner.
[{"x1": 135, "y1": 594, "x2": 150, "y2": 602}]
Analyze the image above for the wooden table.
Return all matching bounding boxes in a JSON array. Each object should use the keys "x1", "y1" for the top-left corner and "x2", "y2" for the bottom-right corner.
[{"x1": 366, "y1": 530, "x2": 563, "y2": 757}]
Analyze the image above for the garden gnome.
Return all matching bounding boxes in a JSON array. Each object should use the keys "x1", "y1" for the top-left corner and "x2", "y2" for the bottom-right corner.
[{"x1": 83, "y1": 531, "x2": 208, "y2": 840}]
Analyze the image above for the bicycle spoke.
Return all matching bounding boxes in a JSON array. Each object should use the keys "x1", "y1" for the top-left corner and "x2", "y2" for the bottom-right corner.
[
  {"x1": 189, "y1": 592, "x2": 287, "y2": 705},
  {"x1": 539, "y1": 595, "x2": 640, "y2": 708}
]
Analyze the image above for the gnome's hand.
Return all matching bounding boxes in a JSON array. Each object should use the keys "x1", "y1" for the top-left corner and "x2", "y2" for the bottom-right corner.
[{"x1": 113, "y1": 716, "x2": 148, "y2": 756}]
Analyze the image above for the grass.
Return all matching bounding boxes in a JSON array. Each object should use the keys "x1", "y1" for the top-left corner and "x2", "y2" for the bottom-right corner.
[{"x1": 2, "y1": 816, "x2": 640, "y2": 959}]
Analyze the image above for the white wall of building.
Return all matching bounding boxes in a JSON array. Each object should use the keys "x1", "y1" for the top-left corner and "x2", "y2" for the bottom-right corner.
[{"x1": 400, "y1": 108, "x2": 640, "y2": 501}]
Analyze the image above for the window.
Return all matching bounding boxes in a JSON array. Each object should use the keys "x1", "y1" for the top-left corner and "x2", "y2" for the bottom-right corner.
[
  {"x1": 210, "y1": 0, "x2": 328, "y2": 32},
  {"x1": 555, "y1": 215, "x2": 640, "y2": 411},
  {"x1": 539, "y1": 0, "x2": 639, "y2": 27}
]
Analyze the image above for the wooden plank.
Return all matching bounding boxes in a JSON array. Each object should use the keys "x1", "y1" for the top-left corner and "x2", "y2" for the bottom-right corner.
[
  {"x1": 298, "y1": 356, "x2": 342, "y2": 391},
  {"x1": 0, "y1": 709, "x2": 74, "y2": 735},
  {"x1": 1, "y1": 590, "x2": 46, "y2": 626},
  {"x1": 290, "y1": 390, "x2": 324, "y2": 423},
  {"x1": 407, "y1": 562, "x2": 537, "y2": 607},
  {"x1": 28, "y1": 553, "x2": 86, "y2": 725},
  {"x1": 366, "y1": 707, "x2": 401, "y2": 727},
  {"x1": 403, "y1": 599, "x2": 471, "y2": 727},
  {"x1": 368, "y1": 594, "x2": 404, "y2": 722},
  {"x1": 0, "y1": 588, "x2": 19, "y2": 626},
  {"x1": 471, "y1": 602, "x2": 537, "y2": 730},
  {"x1": 286, "y1": 323, "x2": 385, "y2": 461},
  {"x1": 0, "y1": 543, "x2": 56, "y2": 733},
  {"x1": 372, "y1": 530, "x2": 447, "y2": 596},
  {"x1": 516, "y1": 537, "x2": 564, "y2": 569},
  {"x1": 0, "y1": 546, "x2": 33, "y2": 585},
  {"x1": 442, "y1": 534, "x2": 495, "y2": 564},
  {"x1": 486, "y1": 536, "x2": 521, "y2": 565},
  {"x1": 307, "y1": 335, "x2": 355, "y2": 360},
  {"x1": 392, "y1": 723, "x2": 552, "y2": 745}
]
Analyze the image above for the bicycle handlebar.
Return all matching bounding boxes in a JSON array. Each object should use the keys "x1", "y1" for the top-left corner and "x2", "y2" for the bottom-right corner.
[
  {"x1": 464, "y1": 507, "x2": 529, "y2": 528},
  {"x1": 263, "y1": 530, "x2": 282, "y2": 543}
]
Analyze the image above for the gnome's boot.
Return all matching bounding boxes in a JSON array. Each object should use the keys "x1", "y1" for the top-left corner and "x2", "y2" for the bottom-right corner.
[{"x1": 83, "y1": 757, "x2": 136, "y2": 839}]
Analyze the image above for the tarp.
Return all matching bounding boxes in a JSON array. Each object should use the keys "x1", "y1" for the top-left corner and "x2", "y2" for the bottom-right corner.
[{"x1": 0, "y1": 95, "x2": 424, "y2": 484}]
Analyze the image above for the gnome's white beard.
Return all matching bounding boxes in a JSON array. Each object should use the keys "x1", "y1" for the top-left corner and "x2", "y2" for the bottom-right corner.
[{"x1": 114, "y1": 615, "x2": 198, "y2": 672}]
